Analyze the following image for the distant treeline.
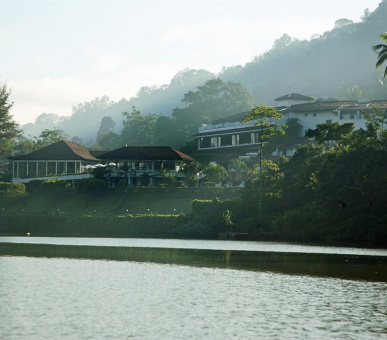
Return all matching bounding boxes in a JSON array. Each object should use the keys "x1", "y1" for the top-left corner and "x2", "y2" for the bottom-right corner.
[{"x1": 21, "y1": 1, "x2": 387, "y2": 147}]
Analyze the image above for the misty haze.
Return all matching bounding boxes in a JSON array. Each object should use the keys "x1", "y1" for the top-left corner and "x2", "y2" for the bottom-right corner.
[{"x1": 1, "y1": 1, "x2": 387, "y2": 339}]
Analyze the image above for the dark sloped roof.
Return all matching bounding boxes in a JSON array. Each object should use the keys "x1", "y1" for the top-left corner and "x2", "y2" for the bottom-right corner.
[
  {"x1": 8, "y1": 140, "x2": 100, "y2": 161},
  {"x1": 284, "y1": 100, "x2": 387, "y2": 113},
  {"x1": 211, "y1": 111, "x2": 251, "y2": 124},
  {"x1": 283, "y1": 100, "x2": 351, "y2": 113},
  {"x1": 333, "y1": 100, "x2": 387, "y2": 111},
  {"x1": 274, "y1": 93, "x2": 314, "y2": 102},
  {"x1": 98, "y1": 146, "x2": 194, "y2": 161}
]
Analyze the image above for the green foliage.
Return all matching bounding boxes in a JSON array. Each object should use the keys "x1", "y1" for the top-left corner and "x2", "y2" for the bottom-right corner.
[
  {"x1": 40, "y1": 179, "x2": 71, "y2": 198},
  {"x1": 272, "y1": 204, "x2": 326, "y2": 242},
  {"x1": 0, "y1": 82, "x2": 21, "y2": 157},
  {"x1": 228, "y1": 159, "x2": 248, "y2": 183},
  {"x1": 373, "y1": 32, "x2": 387, "y2": 78},
  {"x1": 179, "y1": 160, "x2": 202, "y2": 187},
  {"x1": 0, "y1": 182, "x2": 26, "y2": 199},
  {"x1": 138, "y1": 173, "x2": 151, "y2": 187},
  {"x1": 121, "y1": 106, "x2": 157, "y2": 146},
  {"x1": 191, "y1": 198, "x2": 236, "y2": 231},
  {"x1": 0, "y1": 213, "x2": 190, "y2": 238},
  {"x1": 94, "y1": 130, "x2": 122, "y2": 151},
  {"x1": 172, "y1": 78, "x2": 254, "y2": 138},
  {"x1": 97, "y1": 116, "x2": 116, "y2": 138},
  {"x1": 202, "y1": 182, "x2": 217, "y2": 187},
  {"x1": 264, "y1": 118, "x2": 303, "y2": 154},
  {"x1": 24, "y1": 180, "x2": 45, "y2": 193},
  {"x1": 203, "y1": 164, "x2": 228, "y2": 184},
  {"x1": 36, "y1": 128, "x2": 69, "y2": 147},
  {"x1": 305, "y1": 122, "x2": 354, "y2": 146},
  {"x1": 77, "y1": 179, "x2": 108, "y2": 194}
]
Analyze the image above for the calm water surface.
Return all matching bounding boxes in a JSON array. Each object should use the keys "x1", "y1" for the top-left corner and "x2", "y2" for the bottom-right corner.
[
  {"x1": 1, "y1": 256, "x2": 387, "y2": 339},
  {"x1": 1, "y1": 238, "x2": 387, "y2": 339},
  {"x1": 1, "y1": 236, "x2": 387, "y2": 256}
]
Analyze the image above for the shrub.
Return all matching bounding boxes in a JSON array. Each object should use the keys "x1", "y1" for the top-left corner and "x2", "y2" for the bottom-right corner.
[
  {"x1": 0, "y1": 182, "x2": 26, "y2": 199},
  {"x1": 24, "y1": 180, "x2": 45, "y2": 194},
  {"x1": 40, "y1": 179, "x2": 71, "y2": 203},
  {"x1": 77, "y1": 179, "x2": 108, "y2": 194},
  {"x1": 191, "y1": 198, "x2": 236, "y2": 231},
  {"x1": 202, "y1": 181, "x2": 217, "y2": 187}
]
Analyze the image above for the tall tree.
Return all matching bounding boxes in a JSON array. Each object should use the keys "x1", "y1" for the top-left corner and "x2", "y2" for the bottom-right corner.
[
  {"x1": 173, "y1": 78, "x2": 254, "y2": 139},
  {"x1": 241, "y1": 105, "x2": 287, "y2": 223},
  {"x1": 0, "y1": 82, "x2": 21, "y2": 153},
  {"x1": 373, "y1": 33, "x2": 387, "y2": 78},
  {"x1": 121, "y1": 107, "x2": 157, "y2": 146},
  {"x1": 97, "y1": 116, "x2": 116, "y2": 138}
]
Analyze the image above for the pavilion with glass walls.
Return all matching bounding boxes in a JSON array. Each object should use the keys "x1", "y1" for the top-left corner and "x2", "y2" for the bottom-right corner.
[
  {"x1": 8, "y1": 140, "x2": 100, "y2": 183},
  {"x1": 98, "y1": 145, "x2": 194, "y2": 187}
]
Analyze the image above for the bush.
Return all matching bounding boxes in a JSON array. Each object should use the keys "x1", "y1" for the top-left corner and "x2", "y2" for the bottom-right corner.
[
  {"x1": 77, "y1": 179, "x2": 108, "y2": 194},
  {"x1": 191, "y1": 198, "x2": 236, "y2": 231},
  {"x1": 40, "y1": 179, "x2": 71, "y2": 203},
  {"x1": 202, "y1": 181, "x2": 217, "y2": 187},
  {"x1": 24, "y1": 180, "x2": 45, "y2": 194},
  {"x1": 0, "y1": 182, "x2": 26, "y2": 199}
]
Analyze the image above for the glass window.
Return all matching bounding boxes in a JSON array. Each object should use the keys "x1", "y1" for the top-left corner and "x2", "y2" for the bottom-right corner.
[
  {"x1": 154, "y1": 160, "x2": 162, "y2": 172},
  {"x1": 19, "y1": 162, "x2": 27, "y2": 178},
  {"x1": 238, "y1": 133, "x2": 251, "y2": 145},
  {"x1": 57, "y1": 162, "x2": 66, "y2": 174},
  {"x1": 200, "y1": 137, "x2": 212, "y2": 148},
  {"x1": 47, "y1": 162, "x2": 56, "y2": 175},
  {"x1": 163, "y1": 160, "x2": 175, "y2": 170},
  {"x1": 38, "y1": 162, "x2": 46, "y2": 177},
  {"x1": 143, "y1": 161, "x2": 152, "y2": 170},
  {"x1": 67, "y1": 162, "x2": 75, "y2": 174},
  {"x1": 28, "y1": 162, "x2": 37, "y2": 177},
  {"x1": 220, "y1": 135, "x2": 232, "y2": 146}
]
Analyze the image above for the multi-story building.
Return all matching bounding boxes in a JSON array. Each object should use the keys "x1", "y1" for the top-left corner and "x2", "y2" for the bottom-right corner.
[{"x1": 194, "y1": 93, "x2": 387, "y2": 160}]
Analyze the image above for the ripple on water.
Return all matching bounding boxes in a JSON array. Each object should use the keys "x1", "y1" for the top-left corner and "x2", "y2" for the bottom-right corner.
[{"x1": 1, "y1": 256, "x2": 387, "y2": 339}]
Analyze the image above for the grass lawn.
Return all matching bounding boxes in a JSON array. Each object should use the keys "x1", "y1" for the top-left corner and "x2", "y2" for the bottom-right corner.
[{"x1": 1, "y1": 187, "x2": 241, "y2": 216}]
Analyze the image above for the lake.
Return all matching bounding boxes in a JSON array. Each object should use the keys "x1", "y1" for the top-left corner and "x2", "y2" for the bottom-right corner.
[{"x1": 1, "y1": 237, "x2": 387, "y2": 339}]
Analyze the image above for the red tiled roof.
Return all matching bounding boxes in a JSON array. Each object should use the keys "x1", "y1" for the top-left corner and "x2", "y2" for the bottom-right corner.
[
  {"x1": 8, "y1": 140, "x2": 100, "y2": 161},
  {"x1": 98, "y1": 146, "x2": 194, "y2": 161}
]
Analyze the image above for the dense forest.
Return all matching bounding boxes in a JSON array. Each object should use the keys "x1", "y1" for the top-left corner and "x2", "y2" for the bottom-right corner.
[{"x1": 21, "y1": 1, "x2": 387, "y2": 148}]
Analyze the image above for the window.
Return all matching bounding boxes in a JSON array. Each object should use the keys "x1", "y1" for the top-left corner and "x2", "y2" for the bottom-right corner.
[
  {"x1": 67, "y1": 162, "x2": 75, "y2": 174},
  {"x1": 28, "y1": 162, "x2": 37, "y2": 177},
  {"x1": 47, "y1": 162, "x2": 56, "y2": 175},
  {"x1": 38, "y1": 162, "x2": 46, "y2": 176},
  {"x1": 220, "y1": 135, "x2": 232, "y2": 146},
  {"x1": 326, "y1": 120, "x2": 332, "y2": 124},
  {"x1": 57, "y1": 162, "x2": 66, "y2": 174},
  {"x1": 305, "y1": 113, "x2": 308, "y2": 117},
  {"x1": 19, "y1": 162, "x2": 27, "y2": 178},
  {"x1": 238, "y1": 133, "x2": 251, "y2": 145},
  {"x1": 313, "y1": 113, "x2": 316, "y2": 117}
]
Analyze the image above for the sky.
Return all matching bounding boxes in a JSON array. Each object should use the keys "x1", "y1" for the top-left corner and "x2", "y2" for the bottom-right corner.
[{"x1": 0, "y1": 0, "x2": 382, "y2": 125}]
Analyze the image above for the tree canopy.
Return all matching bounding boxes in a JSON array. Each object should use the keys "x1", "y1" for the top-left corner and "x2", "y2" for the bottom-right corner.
[
  {"x1": 373, "y1": 32, "x2": 387, "y2": 78},
  {"x1": 0, "y1": 82, "x2": 20, "y2": 153}
]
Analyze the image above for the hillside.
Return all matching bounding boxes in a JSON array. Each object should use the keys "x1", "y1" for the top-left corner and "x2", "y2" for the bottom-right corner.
[{"x1": 21, "y1": 0, "x2": 387, "y2": 143}]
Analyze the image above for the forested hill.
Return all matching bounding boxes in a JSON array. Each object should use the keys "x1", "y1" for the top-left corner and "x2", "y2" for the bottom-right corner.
[
  {"x1": 219, "y1": 0, "x2": 387, "y2": 106},
  {"x1": 22, "y1": 0, "x2": 387, "y2": 144}
]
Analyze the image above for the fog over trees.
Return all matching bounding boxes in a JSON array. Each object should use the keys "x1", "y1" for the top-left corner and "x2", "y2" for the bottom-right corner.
[{"x1": 20, "y1": 1, "x2": 387, "y2": 148}]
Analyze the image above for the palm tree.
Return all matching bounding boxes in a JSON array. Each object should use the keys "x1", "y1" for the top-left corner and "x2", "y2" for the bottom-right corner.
[{"x1": 373, "y1": 33, "x2": 387, "y2": 78}]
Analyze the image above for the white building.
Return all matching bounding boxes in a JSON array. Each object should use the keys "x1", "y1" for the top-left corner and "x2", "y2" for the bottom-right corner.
[{"x1": 194, "y1": 93, "x2": 387, "y2": 158}]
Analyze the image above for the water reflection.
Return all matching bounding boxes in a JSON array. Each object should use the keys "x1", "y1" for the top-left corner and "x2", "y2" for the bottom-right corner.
[
  {"x1": 1, "y1": 257, "x2": 386, "y2": 339},
  {"x1": 1, "y1": 242, "x2": 387, "y2": 282},
  {"x1": 1, "y1": 236, "x2": 387, "y2": 256}
]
